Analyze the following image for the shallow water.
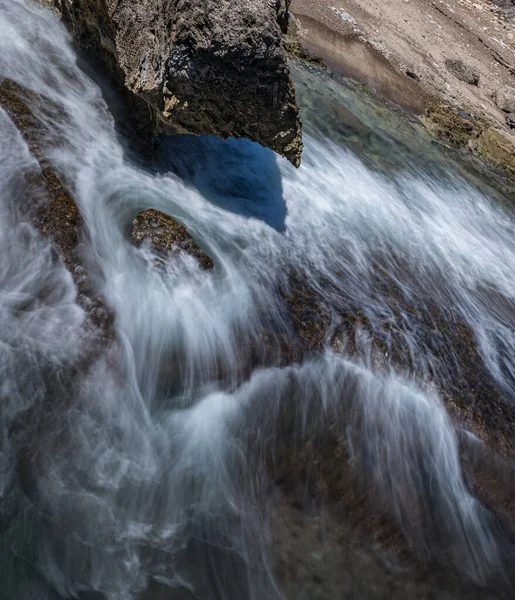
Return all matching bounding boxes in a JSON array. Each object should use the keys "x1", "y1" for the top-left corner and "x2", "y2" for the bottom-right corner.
[{"x1": 0, "y1": 1, "x2": 514, "y2": 599}]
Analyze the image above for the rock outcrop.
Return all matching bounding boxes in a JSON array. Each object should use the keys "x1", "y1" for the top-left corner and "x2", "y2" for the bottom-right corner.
[
  {"x1": 0, "y1": 78, "x2": 115, "y2": 340},
  {"x1": 46, "y1": 0, "x2": 303, "y2": 166},
  {"x1": 495, "y1": 85, "x2": 515, "y2": 114},
  {"x1": 131, "y1": 208, "x2": 214, "y2": 270}
]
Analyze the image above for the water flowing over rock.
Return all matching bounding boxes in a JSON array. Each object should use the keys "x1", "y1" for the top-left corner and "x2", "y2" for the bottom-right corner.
[
  {"x1": 0, "y1": 78, "x2": 115, "y2": 340},
  {"x1": 2, "y1": 3, "x2": 515, "y2": 599},
  {"x1": 131, "y1": 208, "x2": 214, "y2": 270},
  {"x1": 46, "y1": 0, "x2": 303, "y2": 165}
]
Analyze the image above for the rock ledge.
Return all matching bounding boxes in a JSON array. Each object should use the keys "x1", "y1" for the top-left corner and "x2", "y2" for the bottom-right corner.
[{"x1": 46, "y1": 0, "x2": 303, "y2": 165}]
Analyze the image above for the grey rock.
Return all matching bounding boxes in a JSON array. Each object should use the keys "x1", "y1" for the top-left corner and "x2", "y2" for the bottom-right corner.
[
  {"x1": 506, "y1": 112, "x2": 515, "y2": 129},
  {"x1": 492, "y1": 0, "x2": 515, "y2": 5},
  {"x1": 495, "y1": 85, "x2": 515, "y2": 113},
  {"x1": 444, "y1": 59, "x2": 480, "y2": 85},
  {"x1": 44, "y1": 0, "x2": 303, "y2": 165}
]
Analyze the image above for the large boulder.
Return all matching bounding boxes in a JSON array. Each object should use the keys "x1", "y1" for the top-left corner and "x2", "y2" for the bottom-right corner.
[{"x1": 47, "y1": 0, "x2": 303, "y2": 166}]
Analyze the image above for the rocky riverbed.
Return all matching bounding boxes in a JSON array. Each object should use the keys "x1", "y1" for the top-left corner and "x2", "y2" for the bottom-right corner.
[{"x1": 1, "y1": 2, "x2": 515, "y2": 599}]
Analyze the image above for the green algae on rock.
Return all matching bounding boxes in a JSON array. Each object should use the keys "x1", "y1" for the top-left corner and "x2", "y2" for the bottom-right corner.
[
  {"x1": 421, "y1": 99, "x2": 515, "y2": 185},
  {"x1": 283, "y1": 39, "x2": 327, "y2": 70},
  {"x1": 131, "y1": 209, "x2": 214, "y2": 271},
  {"x1": 421, "y1": 101, "x2": 484, "y2": 148}
]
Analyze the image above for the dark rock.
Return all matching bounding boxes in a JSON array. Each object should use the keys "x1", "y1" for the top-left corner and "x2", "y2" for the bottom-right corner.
[
  {"x1": 271, "y1": 498, "x2": 503, "y2": 600},
  {"x1": 406, "y1": 70, "x2": 420, "y2": 81},
  {"x1": 276, "y1": 0, "x2": 292, "y2": 34},
  {"x1": 281, "y1": 271, "x2": 330, "y2": 352},
  {"x1": 506, "y1": 112, "x2": 515, "y2": 128},
  {"x1": 273, "y1": 260, "x2": 515, "y2": 545},
  {"x1": 130, "y1": 208, "x2": 214, "y2": 270},
  {"x1": 45, "y1": 0, "x2": 303, "y2": 166},
  {"x1": 444, "y1": 59, "x2": 480, "y2": 86}
]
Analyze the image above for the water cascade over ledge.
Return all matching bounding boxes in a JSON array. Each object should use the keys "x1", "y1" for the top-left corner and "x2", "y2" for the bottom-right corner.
[{"x1": 0, "y1": 2, "x2": 514, "y2": 599}]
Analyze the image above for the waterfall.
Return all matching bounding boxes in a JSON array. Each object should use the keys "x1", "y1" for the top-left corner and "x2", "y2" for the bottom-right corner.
[{"x1": 1, "y1": 1, "x2": 514, "y2": 599}]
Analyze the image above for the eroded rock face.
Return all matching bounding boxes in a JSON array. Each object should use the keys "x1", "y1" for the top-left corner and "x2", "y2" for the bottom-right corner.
[
  {"x1": 47, "y1": 0, "x2": 303, "y2": 165},
  {"x1": 131, "y1": 208, "x2": 214, "y2": 270}
]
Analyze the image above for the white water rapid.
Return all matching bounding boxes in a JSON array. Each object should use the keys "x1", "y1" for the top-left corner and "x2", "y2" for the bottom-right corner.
[{"x1": 0, "y1": 2, "x2": 514, "y2": 599}]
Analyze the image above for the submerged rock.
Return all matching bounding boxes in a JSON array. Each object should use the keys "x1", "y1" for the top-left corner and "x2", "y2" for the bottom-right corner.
[
  {"x1": 130, "y1": 208, "x2": 214, "y2": 270},
  {"x1": 0, "y1": 78, "x2": 114, "y2": 339},
  {"x1": 44, "y1": 0, "x2": 303, "y2": 166}
]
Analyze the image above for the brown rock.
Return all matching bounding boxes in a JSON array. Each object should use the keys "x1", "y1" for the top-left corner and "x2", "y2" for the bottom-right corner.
[
  {"x1": 0, "y1": 78, "x2": 115, "y2": 339},
  {"x1": 130, "y1": 208, "x2": 214, "y2": 270},
  {"x1": 422, "y1": 101, "x2": 482, "y2": 147},
  {"x1": 470, "y1": 127, "x2": 515, "y2": 176}
]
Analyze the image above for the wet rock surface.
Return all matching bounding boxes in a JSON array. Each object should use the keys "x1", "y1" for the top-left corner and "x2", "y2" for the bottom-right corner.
[
  {"x1": 0, "y1": 78, "x2": 114, "y2": 340},
  {"x1": 45, "y1": 0, "x2": 303, "y2": 165},
  {"x1": 130, "y1": 208, "x2": 214, "y2": 270},
  {"x1": 283, "y1": 39, "x2": 327, "y2": 70},
  {"x1": 271, "y1": 263, "x2": 515, "y2": 577},
  {"x1": 470, "y1": 127, "x2": 515, "y2": 177},
  {"x1": 272, "y1": 500, "x2": 502, "y2": 600},
  {"x1": 422, "y1": 101, "x2": 485, "y2": 148}
]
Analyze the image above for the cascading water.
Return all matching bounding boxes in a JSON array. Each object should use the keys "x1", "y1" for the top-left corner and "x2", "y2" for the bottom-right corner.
[{"x1": 1, "y1": 1, "x2": 514, "y2": 599}]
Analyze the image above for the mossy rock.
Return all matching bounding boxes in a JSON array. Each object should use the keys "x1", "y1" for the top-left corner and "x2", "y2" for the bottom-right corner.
[
  {"x1": 470, "y1": 127, "x2": 515, "y2": 176},
  {"x1": 131, "y1": 209, "x2": 214, "y2": 270},
  {"x1": 283, "y1": 39, "x2": 327, "y2": 70},
  {"x1": 421, "y1": 101, "x2": 483, "y2": 147},
  {"x1": 0, "y1": 80, "x2": 81, "y2": 253}
]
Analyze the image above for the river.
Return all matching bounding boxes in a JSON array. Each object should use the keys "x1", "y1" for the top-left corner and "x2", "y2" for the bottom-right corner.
[{"x1": 0, "y1": 1, "x2": 514, "y2": 599}]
